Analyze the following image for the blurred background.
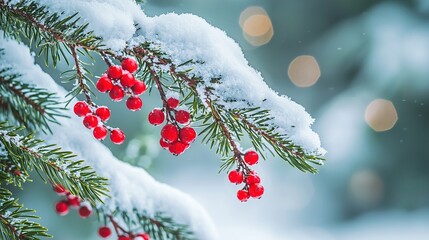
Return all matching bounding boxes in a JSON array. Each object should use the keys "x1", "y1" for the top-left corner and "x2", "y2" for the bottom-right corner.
[{"x1": 18, "y1": 0, "x2": 429, "y2": 239}]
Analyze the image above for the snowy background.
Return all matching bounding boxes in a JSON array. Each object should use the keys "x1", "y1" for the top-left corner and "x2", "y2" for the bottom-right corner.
[{"x1": 14, "y1": 0, "x2": 429, "y2": 239}]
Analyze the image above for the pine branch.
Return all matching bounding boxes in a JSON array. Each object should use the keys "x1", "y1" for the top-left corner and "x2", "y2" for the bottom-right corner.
[
  {"x1": 0, "y1": 123, "x2": 109, "y2": 205},
  {"x1": 0, "y1": 187, "x2": 50, "y2": 240}
]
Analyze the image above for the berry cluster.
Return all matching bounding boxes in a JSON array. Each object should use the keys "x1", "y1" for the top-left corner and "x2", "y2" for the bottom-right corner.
[
  {"x1": 74, "y1": 101, "x2": 125, "y2": 144},
  {"x1": 96, "y1": 58, "x2": 146, "y2": 110},
  {"x1": 228, "y1": 150, "x2": 265, "y2": 202},
  {"x1": 148, "y1": 95, "x2": 196, "y2": 156},
  {"x1": 52, "y1": 183, "x2": 93, "y2": 218},
  {"x1": 98, "y1": 225, "x2": 150, "y2": 240}
]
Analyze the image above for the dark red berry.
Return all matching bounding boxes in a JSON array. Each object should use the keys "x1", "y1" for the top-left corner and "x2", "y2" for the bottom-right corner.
[
  {"x1": 248, "y1": 183, "x2": 264, "y2": 198},
  {"x1": 110, "y1": 129, "x2": 125, "y2": 144},
  {"x1": 96, "y1": 76, "x2": 113, "y2": 93},
  {"x1": 160, "y1": 138, "x2": 170, "y2": 149},
  {"x1": 136, "y1": 233, "x2": 150, "y2": 240},
  {"x1": 120, "y1": 71, "x2": 136, "y2": 87},
  {"x1": 245, "y1": 172, "x2": 261, "y2": 185},
  {"x1": 107, "y1": 65, "x2": 122, "y2": 79},
  {"x1": 161, "y1": 124, "x2": 179, "y2": 143},
  {"x1": 98, "y1": 226, "x2": 112, "y2": 238},
  {"x1": 95, "y1": 106, "x2": 111, "y2": 121},
  {"x1": 67, "y1": 195, "x2": 80, "y2": 208},
  {"x1": 167, "y1": 97, "x2": 179, "y2": 109},
  {"x1": 13, "y1": 170, "x2": 21, "y2": 176},
  {"x1": 73, "y1": 101, "x2": 91, "y2": 117},
  {"x1": 126, "y1": 97, "x2": 143, "y2": 111},
  {"x1": 118, "y1": 236, "x2": 130, "y2": 240},
  {"x1": 83, "y1": 114, "x2": 99, "y2": 129},
  {"x1": 93, "y1": 126, "x2": 108, "y2": 140},
  {"x1": 175, "y1": 110, "x2": 190, "y2": 125},
  {"x1": 55, "y1": 201, "x2": 69, "y2": 216},
  {"x1": 109, "y1": 85, "x2": 125, "y2": 102},
  {"x1": 121, "y1": 58, "x2": 138, "y2": 73},
  {"x1": 168, "y1": 141, "x2": 188, "y2": 155},
  {"x1": 53, "y1": 184, "x2": 67, "y2": 195},
  {"x1": 148, "y1": 108, "x2": 165, "y2": 126},
  {"x1": 179, "y1": 127, "x2": 196, "y2": 144},
  {"x1": 78, "y1": 205, "x2": 92, "y2": 218},
  {"x1": 228, "y1": 170, "x2": 243, "y2": 184},
  {"x1": 244, "y1": 150, "x2": 259, "y2": 165},
  {"x1": 237, "y1": 189, "x2": 250, "y2": 202},
  {"x1": 132, "y1": 80, "x2": 147, "y2": 95}
]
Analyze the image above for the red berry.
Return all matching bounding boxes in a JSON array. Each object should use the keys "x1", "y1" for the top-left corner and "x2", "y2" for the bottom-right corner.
[
  {"x1": 126, "y1": 97, "x2": 143, "y2": 111},
  {"x1": 248, "y1": 183, "x2": 264, "y2": 198},
  {"x1": 179, "y1": 127, "x2": 196, "y2": 144},
  {"x1": 98, "y1": 226, "x2": 112, "y2": 238},
  {"x1": 110, "y1": 129, "x2": 125, "y2": 144},
  {"x1": 244, "y1": 150, "x2": 259, "y2": 165},
  {"x1": 167, "y1": 97, "x2": 179, "y2": 109},
  {"x1": 120, "y1": 71, "x2": 136, "y2": 87},
  {"x1": 93, "y1": 126, "x2": 108, "y2": 140},
  {"x1": 53, "y1": 184, "x2": 67, "y2": 195},
  {"x1": 95, "y1": 106, "x2": 111, "y2": 121},
  {"x1": 78, "y1": 205, "x2": 92, "y2": 218},
  {"x1": 67, "y1": 195, "x2": 80, "y2": 208},
  {"x1": 107, "y1": 65, "x2": 122, "y2": 79},
  {"x1": 55, "y1": 201, "x2": 69, "y2": 216},
  {"x1": 96, "y1": 76, "x2": 113, "y2": 93},
  {"x1": 168, "y1": 141, "x2": 188, "y2": 156},
  {"x1": 175, "y1": 110, "x2": 190, "y2": 125},
  {"x1": 228, "y1": 170, "x2": 243, "y2": 184},
  {"x1": 161, "y1": 124, "x2": 179, "y2": 143},
  {"x1": 13, "y1": 169, "x2": 21, "y2": 176},
  {"x1": 245, "y1": 172, "x2": 261, "y2": 185},
  {"x1": 136, "y1": 233, "x2": 150, "y2": 240},
  {"x1": 160, "y1": 138, "x2": 170, "y2": 149},
  {"x1": 237, "y1": 189, "x2": 250, "y2": 202},
  {"x1": 109, "y1": 85, "x2": 125, "y2": 102},
  {"x1": 83, "y1": 114, "x2": 99, "y2": 129},
  {"x1": 73, "y1": 101, "x2": 91, "y2": 117},
  {"x1": 132, "y1": 80, "x2": 146, "y2": 95},
  {"x1": 148, "y1": 108, "x2": 165, "y2": 126},
  {"x1": 118, "y1": 236, "x2": 130, "y2": 240},
  {"x1": 121, "y1": 58, "x2": 138, "y2": 73}
]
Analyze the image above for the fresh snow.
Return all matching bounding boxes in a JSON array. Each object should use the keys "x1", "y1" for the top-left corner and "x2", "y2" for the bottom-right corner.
[
  {"x1": 25, "y1": 0, "x2": 325, "y2": 156},
  {"x1": 0, "y1": 34, "x2": 218, "y2": 240}
]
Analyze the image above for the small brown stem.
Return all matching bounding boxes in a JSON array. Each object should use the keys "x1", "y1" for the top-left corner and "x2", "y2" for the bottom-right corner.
[{"x1": 70, "y1": 45, "x2": 94, "y2": 106}]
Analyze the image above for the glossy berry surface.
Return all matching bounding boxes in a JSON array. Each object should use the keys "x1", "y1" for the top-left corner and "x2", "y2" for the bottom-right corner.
[
  {"x1": 160, "y1": 138, "x2": 170, "y2": 149},
  {"x1": 120, "y1": 71, "x2": 136, "y2": 87},
  {"x1": 167, "y1": 97, "x2": 179, "y2": 109},
  {"x1": 136, "y1": 233, "x2": 150, "y2": 240},
  {"x1": 55, "y1": 201, "x2": 69, "y2": 216},
  {"x1": 67, "y1": 195, "x2": 80, "y2": 208},
  {"x1": 168, "y1": 141, "x2": 188, "y2": 155},
  {"x1": 118, "y1": 236, "x2": 130, "y2": 240},
  {"x1": 95, "y1": 106, "x2": 111, "y2": 121},
  {"x1": 73, "y1": 101, "x2": 91, "y2": 117},
  {"x1": 78, "y1": 205, "x2": 92, "y2": 218},
  {"x1": 107, "y1": 65, "x2": 122, "y2": 79},
  {"x1": 83, "y1": 114, "x2": 99, "y2": 129},
  {"x1": 161, "y1": 124, "x2": 179, "y2": 143},
  {"x1": 96, "y1": 76, "x2": 113, "y2": 93},
  {"x1": 248, "y1": 183, "x2": 264, "y2": 198},
  {"x1": 131, "y1": 80, "x2": 147, "y2": 95},
  {"x1": 110, "y1": 129, "x2": 125, "y2": 144},
  {"x1": 244, "y1": 150, "x2": 259, "y2": 165},
  {"x1": 245, "y1": 173, "x2": 261, "y2": 185},
  {"x1": 148, "y1": 108, "x2": 165, "y2": 126},
  {"x1": 109, "y1": 85, "x2": 125, "y2": 102},
  {"x1": 126, "y1": 97, "x2": 143, "y2": 111},
  {"x1": 228, "y1": 170, "x2": 243, "y2": 184},
  {"x1": 237, "y1": 189, "x2": 250, "y2": 202},
  {"x1": 93, "y1": 126, "x2": 108, "y2": 140},
  {"x1": 179, "y1": 127, "x2": 196, "y2": 144},
  {"x1": 53, "y1": 184, "x2": 67, "y2": 195},
  {"x1": 175, "y1": 110, "x2": 190, "y2": 125},
  {"x1": 98, "y1": 226, "x2": 112, "y2": 238},
  {"x1": 121, "y1": 58, "x2": 138, "y2": 73}
]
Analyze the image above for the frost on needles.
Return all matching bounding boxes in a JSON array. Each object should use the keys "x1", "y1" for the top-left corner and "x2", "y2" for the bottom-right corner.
[{"x1": 0, "y1": 0, "x2": 325, "y2": 239}]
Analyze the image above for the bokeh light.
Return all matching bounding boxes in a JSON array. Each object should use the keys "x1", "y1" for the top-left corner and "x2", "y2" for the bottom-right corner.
[
  {"x1": 365, "y1": 99, "x2": 398, "y2": 132},
  {"x1": 288, "y1": 55, "x2": 321, "y2": 87},
  {"x1": 240, "y1": 6, "x2": 273, "y2": 46},
  {"x1": 349, "y1": 170, "x2": 385, "y2": 207}
]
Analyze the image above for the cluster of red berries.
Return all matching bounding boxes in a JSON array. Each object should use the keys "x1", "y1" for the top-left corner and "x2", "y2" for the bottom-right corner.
[
  {"x1": 98, "y1": 226, "x2": 150, "y2": 240},
  {"x1": 74, "y1": 101, "x2": 125, "y2": 144},
  {"x1": 53, "y1": 183, "x2": 93, "y2": 218},
  {"x1": 148, "y1": 95, "x2": 196, "y2": 156},
  {"x1": 228, "y1": 150, "x2": 265, "y2": 202},
  {"x1": 96, "y1": 58, "x2": 146, "y2": 110}
]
